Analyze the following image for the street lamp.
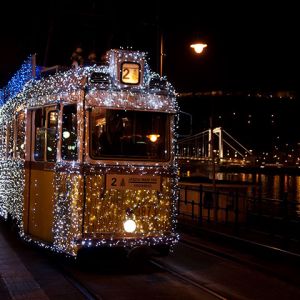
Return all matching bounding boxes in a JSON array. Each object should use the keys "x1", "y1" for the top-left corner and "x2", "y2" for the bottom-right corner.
[
  {"x1": 157, "y1": 22, "x2": 208, "y2": 76},
  {"x1": 190, "y1": 42, "x2": 207, "y2": 54}
]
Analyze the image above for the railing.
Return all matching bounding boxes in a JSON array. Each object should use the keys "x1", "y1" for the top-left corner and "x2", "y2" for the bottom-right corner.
[
  {"x1": 178, "y1": 182, "x2": 248, "y2": 231},
  {"x1": 247, "y1": 193, "x2": 300, "y2": 241},
  {"x1": 178, "y1": 182, "x2": 300, "y2": 249}
]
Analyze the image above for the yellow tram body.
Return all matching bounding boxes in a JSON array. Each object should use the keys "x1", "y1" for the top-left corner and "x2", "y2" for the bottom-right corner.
[{"x1": 0, "y1": 49, "x2": 179, "y2": 256}]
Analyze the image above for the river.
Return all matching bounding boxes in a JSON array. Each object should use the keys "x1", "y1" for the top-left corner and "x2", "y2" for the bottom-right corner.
[{"x1": 214, "y1": 172, "x2": 300, "y2": 201}]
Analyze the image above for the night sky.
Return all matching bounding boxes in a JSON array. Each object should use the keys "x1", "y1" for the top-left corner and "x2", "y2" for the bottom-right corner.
[{"x1": 0, "y1": 1, "x2": 298, "y2": 93}]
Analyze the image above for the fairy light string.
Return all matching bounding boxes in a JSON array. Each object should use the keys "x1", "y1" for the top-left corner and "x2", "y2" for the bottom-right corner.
[{"x1": 0, "y1": 50, "x2": 179, "y2": 256}]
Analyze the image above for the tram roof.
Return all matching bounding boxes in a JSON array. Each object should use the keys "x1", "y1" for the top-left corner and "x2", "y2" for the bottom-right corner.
[{"x1": 0, "y1": 50, "x2": 178, "y2": 116}]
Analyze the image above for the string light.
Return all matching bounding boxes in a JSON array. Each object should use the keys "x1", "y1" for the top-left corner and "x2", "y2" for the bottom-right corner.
[{"x1": 0, "y1": 49, "x2": 179, "y2": 256}]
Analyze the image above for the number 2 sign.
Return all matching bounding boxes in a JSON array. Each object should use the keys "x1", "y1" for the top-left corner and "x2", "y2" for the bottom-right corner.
[{"x1": 121, "y1": 62, "x2": 140, "y2": 84}]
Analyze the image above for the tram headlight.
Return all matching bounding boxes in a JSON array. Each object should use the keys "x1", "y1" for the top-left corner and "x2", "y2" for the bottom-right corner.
[{"x1": 123, "y1": 219, "x2": 136, "y2": 233}]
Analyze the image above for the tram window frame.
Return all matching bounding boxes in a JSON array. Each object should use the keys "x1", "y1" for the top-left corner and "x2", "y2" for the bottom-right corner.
[
  {"x1": 61, "y1": 104, "x2": 78, "y2": 161},
  {"x1": 33, "y1": 107, "x2": 58, "y2": 162},
  {"x1": 46, "y1": 110, "x2": 58, "y2": 162},
  {"x1": 15, "y1": 111, "x2": 25, "y2": 159},
  {"x1": 34, "y1": 108, "x2": 45, "y2": 161}
]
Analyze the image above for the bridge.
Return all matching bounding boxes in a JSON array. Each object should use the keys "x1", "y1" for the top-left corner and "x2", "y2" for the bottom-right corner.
[{"x1": 178, "y1": 127, "x2": 254, "y2": 166}]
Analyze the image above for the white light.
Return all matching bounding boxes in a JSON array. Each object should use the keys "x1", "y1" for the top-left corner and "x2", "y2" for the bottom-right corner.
[
  {"x1": 63, "y1": 131, "x2": 70, "y2": 139},
  {"x1": 123, "y1": 219, "x2": 136, "y2": 233},
  {"x1": 190, "y1": 43, "x2": 207, "y2": 54}
]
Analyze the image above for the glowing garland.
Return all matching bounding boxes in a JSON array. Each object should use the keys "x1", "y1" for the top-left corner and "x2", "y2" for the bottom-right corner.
[
  {"x1": 1, "y1": 56, "x2": 35, "y2": 104},
  {"x1": 0, "y1": 49, "x2": 179, "y2": 256},
  {"x1": 0, "y1": 89, "x2": 3, "y2": 106}
]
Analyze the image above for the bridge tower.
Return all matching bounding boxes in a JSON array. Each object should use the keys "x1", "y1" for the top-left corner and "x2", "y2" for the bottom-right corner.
[{"x1": 208, "y1": 127, "x2": 224, "y2": 159}]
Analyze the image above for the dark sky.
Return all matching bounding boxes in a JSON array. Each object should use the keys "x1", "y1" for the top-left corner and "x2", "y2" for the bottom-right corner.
[{"x1": 0, "y1": 1, "x2": 298, "y2": 93}]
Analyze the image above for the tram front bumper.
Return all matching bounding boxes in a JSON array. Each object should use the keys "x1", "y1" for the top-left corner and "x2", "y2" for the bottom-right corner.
[{"x1": 75, "y1": 232, "x2": 179, "y2": 249}]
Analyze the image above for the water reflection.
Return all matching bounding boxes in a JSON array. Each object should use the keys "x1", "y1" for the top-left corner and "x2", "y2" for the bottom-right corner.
[
  {"x1": 215, "y1": 172, "x2": 300, "y2": 201},
  {"x1": 297, "y1": 177, "x2": 300, "y2": 202}
]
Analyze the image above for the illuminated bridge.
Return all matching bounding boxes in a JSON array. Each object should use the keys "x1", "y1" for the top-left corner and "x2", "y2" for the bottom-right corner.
[{"x1": 178, "y1": 127, "x2": 254, "y2": 166}]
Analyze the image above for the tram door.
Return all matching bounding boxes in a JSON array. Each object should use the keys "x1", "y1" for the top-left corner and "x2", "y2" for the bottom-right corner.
[{"x1": 25, "y1": 107, "x2": 58, "y2": 242}]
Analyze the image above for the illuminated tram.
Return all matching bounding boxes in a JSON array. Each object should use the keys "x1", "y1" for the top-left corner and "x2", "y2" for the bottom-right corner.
[{"x1": 0, "y1": 49, "x2": 179, "y2": 256}]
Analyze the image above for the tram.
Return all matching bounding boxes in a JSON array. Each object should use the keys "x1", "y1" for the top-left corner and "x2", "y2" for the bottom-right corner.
[{"x1": 0, "y1": 49, "x2": 179, "y2": 256}]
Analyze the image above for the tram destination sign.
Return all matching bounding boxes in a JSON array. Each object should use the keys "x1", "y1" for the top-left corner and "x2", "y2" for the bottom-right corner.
[{"x1": 106, "y1": 174, "x2": 160, "y2": 191}]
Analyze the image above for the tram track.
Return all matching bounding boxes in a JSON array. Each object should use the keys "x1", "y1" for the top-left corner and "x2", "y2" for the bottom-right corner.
[
  {"x1": 4, "y1": 218, "x2": 300, "y2": 300},
  {"x1": 179, "y1": 236, "x2": 300, "y2": 288},
  {"x1": 149, "y1": 258, "x2": 228, "y2": 300},
  {"x1": 47, "y1": 233, "x2": 300, "y2": 300},
  {"x1": 56, "y1": 251, "x2": 229, "y2": 300},
  {"x1": 60, "y1": 259, "x2": 228, "y2": 300},
  {"x1": 61, "y1": 268, "x2": 102, "y2": 300},
  {"x1": 22, "y1": 238, "x2": 300, "y2": 300},
  {"x1": 52, "y1": 259, "x2": 103, "y2": 300}
]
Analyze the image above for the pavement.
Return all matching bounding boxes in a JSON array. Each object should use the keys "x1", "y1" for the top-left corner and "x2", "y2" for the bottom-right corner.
[
  {"x1": 0, "y1": 225, "x2": 48, "y2": 299},
  {"x1": 0, "y1": 221, "x2": 85, "y2": 300}
]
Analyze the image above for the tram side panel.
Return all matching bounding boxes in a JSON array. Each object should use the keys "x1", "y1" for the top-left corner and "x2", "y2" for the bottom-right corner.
[
  {"x1": 53, "y1": 171, "x2": 84, "y2": 254},
  {"x1": 28, "y1": 165, "x2": 55, "y2": 242}
]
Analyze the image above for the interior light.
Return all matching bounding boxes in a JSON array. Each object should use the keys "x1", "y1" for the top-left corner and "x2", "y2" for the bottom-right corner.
[{"x1": 147, "y1": 134, "x2": 160, "y2": 143}]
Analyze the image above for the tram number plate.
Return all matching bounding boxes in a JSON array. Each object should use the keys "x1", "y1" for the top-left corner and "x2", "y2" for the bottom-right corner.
[
  {"x1": 106, "y1": 174, "x2": 160, "y2": 191},
  {"x1": 121, "y1": 62, "x2": 140, "y2": 84}
]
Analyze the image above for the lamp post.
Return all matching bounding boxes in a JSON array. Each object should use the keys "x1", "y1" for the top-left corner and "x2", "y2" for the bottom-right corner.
[
  {"x1": 189, "y1": 39, "x2": 215, "y2": 217},
  {"x1": 159, "y1": 32, "x2": 164, "y2": 76}
]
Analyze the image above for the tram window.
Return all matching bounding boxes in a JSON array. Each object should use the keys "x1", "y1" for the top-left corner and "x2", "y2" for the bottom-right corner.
[
  {"x1": 46, "y1": 111, "x2": 58, "y2": 162},
  {"x1": 90, "y1": 108, "x2": 169, "y2": 160},
  {"x1": 34, "y1": 109, "x2": 45, "y2": 161},
  {"x1": 34, "y1": 108, "x2": 58, "y2": 162},
  {"x1": 61, "y1": 104, "x2": 78, "y2": 160},
  {"x1": 16, "y1": 112, "x2": 25, "y2": 159}
]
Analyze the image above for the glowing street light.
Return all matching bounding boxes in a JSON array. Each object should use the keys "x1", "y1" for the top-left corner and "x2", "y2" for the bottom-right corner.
[{"x1": 190, "y1": 42, "x2": 207, "y2": 54}]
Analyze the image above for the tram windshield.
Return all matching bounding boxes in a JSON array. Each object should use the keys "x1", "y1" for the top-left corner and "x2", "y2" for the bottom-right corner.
[{"x1": 90, "y1": 107, "x2": 170, "y2": 160}]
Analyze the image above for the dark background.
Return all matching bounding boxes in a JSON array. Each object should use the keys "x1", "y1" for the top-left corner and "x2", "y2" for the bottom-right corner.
[
  {"x1": 0, "y1": 1, "x2": 298, "y2": 156},
  {"x1": 0, "y1": 1, "x2": 298, "y2": 92}
]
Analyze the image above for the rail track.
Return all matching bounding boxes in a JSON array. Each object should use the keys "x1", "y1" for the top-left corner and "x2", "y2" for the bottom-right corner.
[{"x1": 58, "y1": 247, "x2": 229, "y2": 300}]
